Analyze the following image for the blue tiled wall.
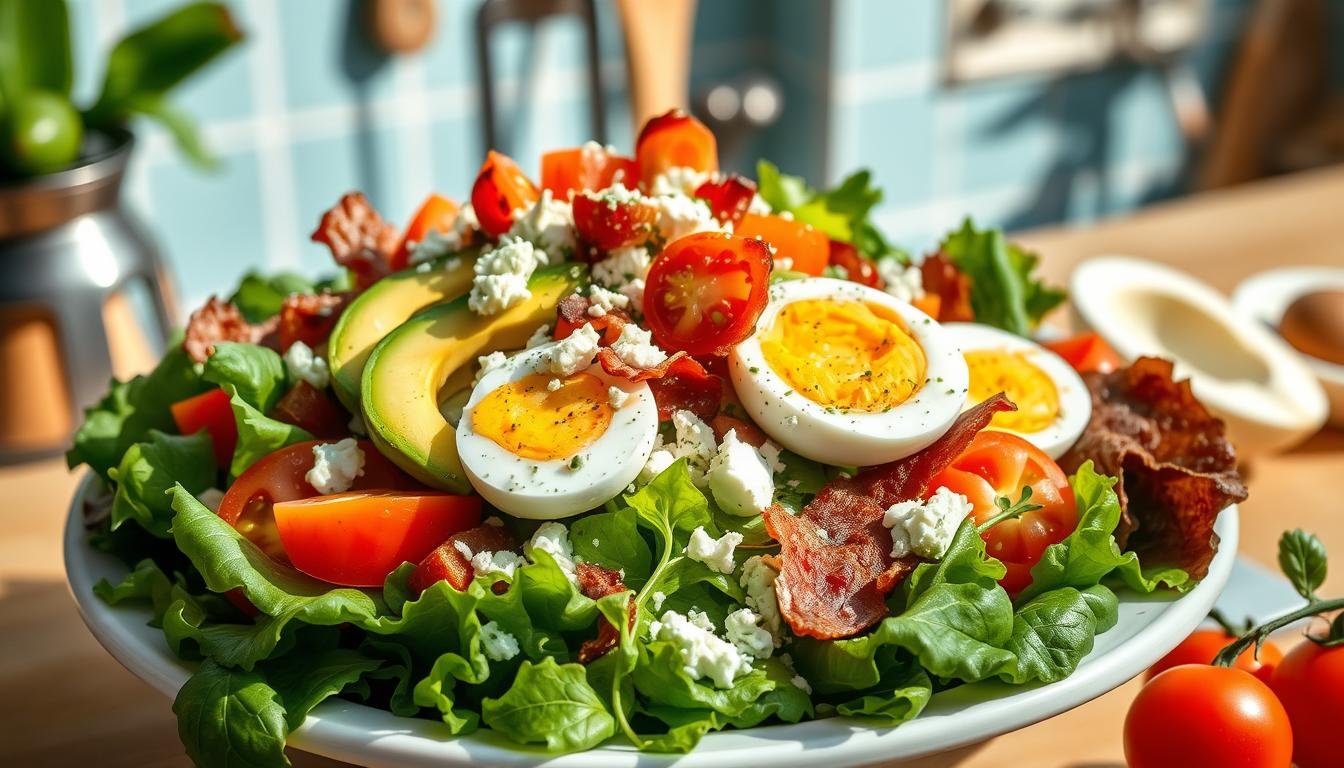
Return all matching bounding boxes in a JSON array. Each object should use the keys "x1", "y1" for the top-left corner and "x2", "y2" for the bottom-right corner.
[{"x1": 65, "y1": 0, "x2": 1280, "y2": 311}]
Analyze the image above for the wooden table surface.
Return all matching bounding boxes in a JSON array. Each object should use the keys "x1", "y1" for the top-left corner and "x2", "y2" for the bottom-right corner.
[{"x1": 3, "y1": 166, "x2": 1343, "y2": 768}]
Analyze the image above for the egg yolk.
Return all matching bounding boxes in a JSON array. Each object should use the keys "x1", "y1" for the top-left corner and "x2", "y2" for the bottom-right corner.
[
  {"x1": 471, "y1": 372, "x2": 613, "y2": 461},
  {"x1": 965, "y1": 349, "x2": 1059, "y2": 433},
  {"x1": 759, "y1": 299, "x2": 926, "y2": 412}
]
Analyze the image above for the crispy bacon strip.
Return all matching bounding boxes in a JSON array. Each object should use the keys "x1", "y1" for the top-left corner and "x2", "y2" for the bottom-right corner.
[
  {"x1": 553, "y1": 294, "x2": 629, "y2": 345},
  {"x1": 1059, "y1": 357, "x2": 1246, "y2": 580},
  {"x1": 278, "y1": 291, "x2": 352, "y2": 351},
  {"x1": 183, "y1": 296, "x2": 278, "y2": 363},
  {"x1": 311, "y1": 192, "x2": 399, "y2": 290},
  {"x1": 765, "y1": 394, "x2": 1016, "y2": 640},
  {"x1": 409, "y1": 523, "x2": 517, "y2": 594},
  {"x1": 576, "y1": 562, "x2": 636, "y2": 664}
]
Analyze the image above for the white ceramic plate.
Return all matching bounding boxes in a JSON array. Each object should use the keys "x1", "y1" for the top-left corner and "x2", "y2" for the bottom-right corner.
[{"x1": 65, "y1": 475, "x2": 1237, "y2": 768}]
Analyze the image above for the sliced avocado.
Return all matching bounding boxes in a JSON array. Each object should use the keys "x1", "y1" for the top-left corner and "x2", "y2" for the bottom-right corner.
[
  {"x1": 328, "y1": 249, "x2": 479, "y2": 408},
  {"x1": 362, "y1": 264, "x2": 587, "y2": 492}
]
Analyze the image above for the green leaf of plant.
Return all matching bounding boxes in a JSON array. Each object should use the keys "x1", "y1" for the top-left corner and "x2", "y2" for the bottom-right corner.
[
  {"x1": 1000, "y1": 585, "x2": 1118, "y2": 684},
  {"x1": 0, "y1": 0, "x2": 72, "y2": 99},
  {"x1": 1278, "y1": 528, "x2": 1328, "y2": 601},
  {"x1": 94, "y1": 557, "x2": 175, "y2": 625},
  {"x1": 229, "y1": 272, "x2": 314, "y2": 323},
  {"x1": 481, "y1": 656, "x2": 616, "y2": 754},
  {"x1": 226, "y1": 387, "x2": 313, "y2": 477},
  {"x1": 571, "y1": 505, "x2": 653, "y2": 588},
  {"x1": 108, "y1": 430, "x2": 215, "y2": 538},
  {"x1": 833, "y1": 666, "x2": 932, "y2": 724},
  {"x1": 938, "y1": 218, "x2": 1065, "y2": 336},
  {"x1": 264, "y1": 646, "x2": 383, "y2": 730},
  {"x1": 204, "y1": 343, "x2": 287, "y2": 413},
  {"x1": 171, "y1": 659, "x2": 290, "y2": 768}
]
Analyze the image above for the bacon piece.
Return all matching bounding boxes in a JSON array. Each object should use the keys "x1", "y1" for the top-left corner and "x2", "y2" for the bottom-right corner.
[
  {"x1": 920, "y1": 252, "x2": 974, "y2": 322},
  {"x1": 270, "y1": 381, "x2": 349, "y2": 439},
  {"x1": 277, "y1": 291, "x2": 352, "y2": 351},
  {"x1": 553, "y1": 294, "x2": 630, "y2": 345},
  {"x1": 311, "y1": 192, "x2": 400, "y2": 290},
  {"x1": 576, "y1": 562, "x2": 636, "y2": 664},
  {"x1": 183, "y1": 296, "x2": 278, "y2": 363},
  {"x1": 410, "y1": 522, "x2": 517, "y2": 594},
  {"x1": 1059, "y1": 357, "x2": 1246, "y2": 580},
  {"x1": 710, "y1": 413, "x2": 769, "y2": 447},
  {"x1": 765, "y1": 394, "x2": 1016, "y2": 640}
]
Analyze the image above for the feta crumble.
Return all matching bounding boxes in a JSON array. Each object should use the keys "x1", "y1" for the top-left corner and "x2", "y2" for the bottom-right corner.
[
  {"x1": 507, "y1": 188, "x2": 574, "y2": 261},
  {"x1": 652, "y1": 590, "x2": 667, "y2": 612},
  {"x1": 547, "y1": 378, "x2": 563, "y2": 392},
  {"x1": 480, "y1": 620, "x2": 521, "y2": 662},
  {"x1": 586, "y1": 284, "x2": 630, "y2": 317},
  {"x1": 305, "y1": 438, "x2": 365, "y2": 494},
  {"x1": 609, "y1": 322, "x2": 668, "y2": 370},
  {"x1": 758, "y1": 440, "x2": 786, "y2": 476},
  {"x1": 883, "y1": 485, "x2": 973, "y2": 560},
  {"x1": 724, "y1": 607, "x2": 774, "y2": 660},
  {"x1": 283, "y1": 341, "x2": 330, "y2": 390},
  {"x1": 528, "y1": 521, "x2": 578, "y2": 583},
  {"x1": 747, "y1": 193, "x2": 773, "y2": 215},
  {"x1": 474, "y1": 351, "x2": 508, "y2": 385},
  {"x1": 453, "y1": 539, "x2": 527, "y2": 580},
  {"x1": 878, "y1": 258, "x2": 925, "y2": 303},
  {"x1": 709, "y1": 429, "x2": 776, "y2": 517},
  {"x1": 740, "y1": 555, "x2": 783, "y2": 643},
  {"x1": 468, "y1": 236, "x2": 545, "y2": 316},
  {"x1": 608, "y1": 386, "x2": 630, "y2": 409},
  {"x1": 648, "y1": 609, "x2": 753, "y2": 689},
  {"x1": 790, "y1": 675, "x2": 812, "y2": 694},
  {"x1": 592, "y1": 245, "x2": 652, "y2": 307},
  {"x1": 535, "y1": 324, "x2": 600, "y2": 377},
  {"x1": 525, "y1": 324, "x2": 552, "y2": 348},
  {"x1": 685, "y1": 526, "x2": 743, "y2": 574},
  {"x1": 638, "y1": 439, "x2": 677, "y2": 485},
  {"x1": 671, "y1": 410, "x2": 717, "y2": 487},
  {"x1": 410, "y1": 204, "x2": 478, "y2": 263},
  {"x1": 654, "y1": 194, "x2": 722, "y2": 242},
  {"x1": 650, "y1": 166, "x2": 710, "y2": 197}
]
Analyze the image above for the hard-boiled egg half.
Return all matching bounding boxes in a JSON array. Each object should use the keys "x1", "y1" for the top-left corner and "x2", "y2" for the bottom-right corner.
[
  {"x1": 942, "y1": 322, "x2": 1090, "y2": 458},
  {"x1": 729, "y1": 277, "x2": 969, "y2": 466},
  {"x1": 456, "y1": 341, "x2": 659, "y2": 519}
]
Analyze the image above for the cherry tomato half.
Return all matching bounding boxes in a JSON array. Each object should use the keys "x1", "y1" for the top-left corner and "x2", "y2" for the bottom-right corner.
[
  {"x1": 695, "y1": 174, "x2": 757, "y2": 227},
  {"x1": 1270, "y1": 639, "x2": 1344, "y2": 768},
  {"x1": 391, "y1": 194, "x2": 459, "y2": 271},
  {"x1": 216, "y1": 440, "x2": 422, "y2": 562},
  {"x1": 636, "y1": 109, "x2": 718, "y2": 188},
  {"x1": 927, "y1": 430, "x2": 1077, "y2": 594},
  {"x1": 1043, "y1": 332, "x2": 1122, "y2": 375},
  {"x1": 571, "y1": 190, "x2": 658, "y2": 256},
  {"x1": 736, "y1": 213, "x2": 829, "y2": 275},
  {"x1": 171, "y1": 388, "x2": 237, "y2": 468},
  {"x1": 470, "y1": 150, "x2": 539, "y2": 237},
  {"x1": 540, "y1": 145, "x2": 638, "y2": 199},
  {"x1": 274, "y1": 491, "x2": 481, "y2": 587},
  {"x1": 643, "y1": 232, "x2": 772, "y2": 357},
  {"x1": 1125, "y1": 665, "x2": 1292, "y2": 768},
  {"x1": 1148, "y1": 628, "x2": 1281, "y2": 684}
]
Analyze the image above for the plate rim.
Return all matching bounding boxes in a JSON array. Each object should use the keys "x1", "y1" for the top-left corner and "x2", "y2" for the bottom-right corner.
[{"x1": 64, "y1": 474, "x2": 1237, "y2": 768}]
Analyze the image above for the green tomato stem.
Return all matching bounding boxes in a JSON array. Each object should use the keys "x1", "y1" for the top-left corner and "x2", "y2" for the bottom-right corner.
[{"x1": 1213, "y1": 597, "x2": 1344, "y2": 667}]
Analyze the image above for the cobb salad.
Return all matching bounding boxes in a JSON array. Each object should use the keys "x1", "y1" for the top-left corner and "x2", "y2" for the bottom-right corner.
[{"x1": 71, "y1": 110, "x2": 1248, "y2": 767}]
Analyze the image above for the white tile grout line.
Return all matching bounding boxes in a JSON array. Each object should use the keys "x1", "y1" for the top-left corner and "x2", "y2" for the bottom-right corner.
[
  {"x1": 392, "y1": 54, "x2": 435, "y2": 214},
  {"x1": 244, "y1": 0, "x2": 301, "y2": 271}
]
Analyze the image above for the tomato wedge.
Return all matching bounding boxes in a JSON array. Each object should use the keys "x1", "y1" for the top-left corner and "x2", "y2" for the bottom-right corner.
[
  {"x1": 636, "y1": 109, "x2": 718, "y2": 188},
  {"x1": 643, "y1": 232, "x2": 772, "y2": 357},
  {"x1": 926, "y1": 430, "x2": 1077, "y2": 594},
  {"x1": 274, "y1": 491, "x2": 481, "y2": 587},
  {"x1": 695, "y1": 175, "x2": 756, "y2": 226},
  {"x1": 572, "y1": 190, "x2": 657, "y2": 256},
  {"x1": 391, "y1": 194, "x2": 459, "y2": 270},
  {"x1": 470, "y1": 150, "x2": 538, "y2": 237},
  {"x1": 827, "y1": 240, "x2": 882, "y2": 288},
  {"x1": 1044, "y1": 332, "x2": 1123, "y2": 374},
  {"x1": 540, "y1": 145, "x2": 638, "y2": 199},
  {"x1": 171, "y1": 388, "x2": 237, "y2": 468},
  {"x1": 736, "y1": 213, "x2": 829, "y2": 275},
  {"x1": 216, "y1": 439, "x2": 422, "y2": 562}
]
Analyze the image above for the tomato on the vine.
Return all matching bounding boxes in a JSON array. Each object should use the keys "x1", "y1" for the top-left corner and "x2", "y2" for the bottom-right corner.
[
  {"x1": 636, "y1": 109, "x2": 718, "y2": 187},
  {"x1": 1125, "y1": 665, "x2": 1293, "y2": 768},
  {"x1": 736, "y1": 213, "x2": 829, "y2": 275},
  {"x1": 1270, "y1": 639, "x2": 1344, "y2": 768},
  {"x1": 1148, "y1": 627, "x2": 1281, "y2": 683},
  {"x1": 470, "y1": 150, "x2": 538, "y2": 237},
  {"x1": 643, "y1": 232, "x2": 772, "y2": 357},
  {"x1": 927, "y1": 430, "x2": 1077, "y2": 594}
]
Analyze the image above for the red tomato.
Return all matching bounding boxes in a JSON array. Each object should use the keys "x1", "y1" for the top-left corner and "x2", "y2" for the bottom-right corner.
[
  {"x1": 274, "y1": 491, "x2": 481, "y2": 587},
  {"x1": 1148, "y1": 628, "x2": 1281, "y2": 683},
  {"x1": 171, "y1": 388, "x2": 237, "y2": 468},
  {"x1": 736, "y1": 213, "x2": 829, "y2": 275},
  {"x1": 540, "y1": 145, "x2": 638, "y2": 198},
  {"x1": 827, "y1": 240, "x2": 882, "y2": 288},
  {"x1": 411, "y1": 522, "x2": 518, "y2": 593},
  {"x1": 571, "y1": 190, "x2": 658, "y2": 256},
  {"x1": 694, "y1": 175, "x2": 756, "y2": 226},
  {"x1": 636, "y1": 109, "x2": 718, "y2": 187},
  {"x1": 1270, "y1": 639, "x2": 1344, "y2": 768},
  {"x1": 470, "y1": 150, "x2": 538, "y2": 237},
  {"x1": 390, "y1": 194, "x2": 459, "y2": 271},
  {"x1": 216, "y1": 440, "x2": 421, "y2": 562},
  {"x1": 1125, "y1": 665, "x2": 1293, "y2": 768},
  {"x1": 927, "y1": 430, "x2": 1077, "y2": 594},
  {"x1": 1043, "y1": 332, "x2": 1122, "y2": 374},
  {"x1": 643, "y1": 232, "x2": 773, "y2": 357},
  {"x1": 270, "y1": 381, "x2": 349, "y2": 439}
]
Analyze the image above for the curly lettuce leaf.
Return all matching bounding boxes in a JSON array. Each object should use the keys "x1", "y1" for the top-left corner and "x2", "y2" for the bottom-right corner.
[
  {"x1": 937, "y1": 219, "x2": 1065, "y2": 336},
  {"x1": 833, "y1": 665, "x2": 933, "y2": 724},
  {"x1": 755, "y1": 160, "x2": 905, "y2": 263},
  {"x1": 93, "y1": 557, "x2": 176, "y2": 623},
  {"x1": 481, "y1": 656, "x2": 616, "y2": 754},
  {"x1": 203, "y1": 342, "x2": 288, "y2": 413},
  {"x1": 108, "y1": 430, "x2": 215, "y2": 537},
  {"x1": 225, "y1": 386, "x2": 313, "y2": 477}
]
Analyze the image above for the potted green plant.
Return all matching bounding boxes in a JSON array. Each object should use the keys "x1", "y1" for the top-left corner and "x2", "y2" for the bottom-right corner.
[{"x1": 0, "y1": 0, "x2": 243, "y2": 461}]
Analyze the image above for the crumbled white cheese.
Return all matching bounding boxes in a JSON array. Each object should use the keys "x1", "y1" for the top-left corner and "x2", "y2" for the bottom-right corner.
[
  {"x1": 709, "y1": 429, "x2": 775, "y2": 517},
  {"x1": 724, "y1": 607, "x2": 774, "y2": 660},
  {"x1": 650, "y1": 166, "x2": 710, "y2": 197},
  {"x1": 758, "y1": 440, "x2": 785, "y2": 476},
  {"x1": 525, "y1": 324, "x2": 552, "y2": 348},
  {"x1": 347, "y1": 412, "x2": 367, "y2": 436},
  {"x1": 410, "y1": 204, "x2": 478, "y2": 263},
  {"x1": 648, "y1": 609, "x2": 753, "y2": 689},
  {"x1": 790, "y1": 675, "x2": 812, "y2": 694},
  {"x1": 685, "y1": 526, "x2": 743, "y2": 574},
  {"x1": 468, "y1": 236, "x2": 545, "y2": 316},
  {"x1": 587, "y1": 284, "x2": 630, "y2": 317},
  {"x1": 671, "y1": 410, "x2": 717, "y2": 487},
  {"x1": 878, "y1": 258, "x2": 925, "y2": 304},
  {"x1": 747, "y1": 194, "x2": 772, "y2": 215},
  {"x1": 507, "y1": 188, "x2": 574, "y2": 261},
  {"x1": 546, "y1": 378, "x2": 563, "y2": 392},
  {"x1": 652, "y1": 590, "x2": 667, "y2": 612},
  {"x1": 740, "y1": 555, "x2": 783, "y2": 643},
  {"x1": 534, "y1": 324, "x2": 600, "y2": 377},
  {"x1": 638, "y1": 438, "x2": 677, "y2": 485},
  {"x1": 654, "y1": 194, "x2": 722, "y2": 242},
  {"x1": 474, "y1": 351, "x2": 509, "y2": 385},
  {"x1": 608, "y1": 386, "x2": 630, "y2": 409},
  {"x1": 883, "y1": 485, "x2": 973, "y2": 560},
  {"x1": 480, "y1": 620, "x2": 521, "y2": 661},
  {"x1": 453, "y1": 539, "x2": 528, "y2": 581},
  {"x1": 305, "y1": 438, "x2": 365, "y2": 494},
  {"x1": 197, "y1": 487, "x2": 225, "y2": 514},
  {"x1": 609, "y1": 323, "x2": 668, "y2": 370},
  {"x1": 283, "y1": 341, "x2": 330, "y2": 390},
  {"x1": 528, "y1": 521, "x2": 578, "y2": 583},
  {"x1": 592, "y1": 245, "x2": 652, "y2": 308}
]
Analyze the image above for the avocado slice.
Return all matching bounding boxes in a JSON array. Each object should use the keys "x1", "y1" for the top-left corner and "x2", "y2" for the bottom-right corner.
[
  {"x1": 328, "y1": 249, "x2": 479, "y2": 408},
  {"x1": 361, "y1": 264, "x2": 587, "y2": 492}
]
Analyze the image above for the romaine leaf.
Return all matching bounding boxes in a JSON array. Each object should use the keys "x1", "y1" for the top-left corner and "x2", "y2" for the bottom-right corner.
[
  {"x1": 833, "y1": 666, "x2": 932, "y2": 724},
  {"x1": 226, "y1": 387, "x2": 313, "y2": 477},
  {"x1": 108, "y1": 430, "x2": 215, "y2": 537},
  {"x1": 1000, "y1": 584, "x2": 1118, "y2": 684},
  {"x1": 937, "y1": 219, "x2": 1065, "y2": 336},
  {"x1": 481, "y1": 656, "x2": 616, "y2": 754},
  {"x1": 171, "y1": 659, "x2": 289, "y2": 768},
  {"x1": 203, "y1": 342, "x2": 288, "y2": 413}
]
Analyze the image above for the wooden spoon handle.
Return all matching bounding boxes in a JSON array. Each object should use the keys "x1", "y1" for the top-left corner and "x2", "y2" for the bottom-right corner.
[{"x1": 615, "y1": 0, "x2": 697, "y2": 131}]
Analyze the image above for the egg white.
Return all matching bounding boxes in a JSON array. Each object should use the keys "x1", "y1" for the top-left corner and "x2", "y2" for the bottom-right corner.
[
  {"x1": 729, "y1": 277, "x2": 969, "y2": 467},
  {"x1": 456, "y1": 344, "x2": 659, "y2": 520},
  {"x1": 942, "y1": 322, "x2": 1091, "y2": 459}
]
